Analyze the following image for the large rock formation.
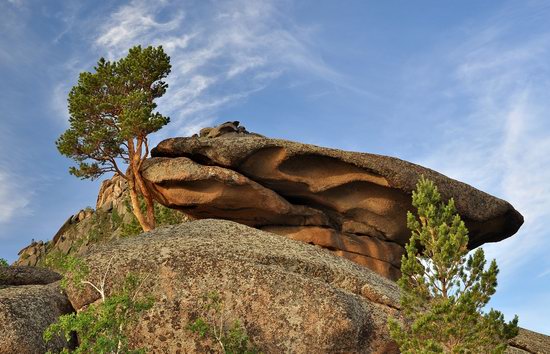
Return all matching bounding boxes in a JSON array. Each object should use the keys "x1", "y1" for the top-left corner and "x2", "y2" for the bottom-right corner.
[
  {"x1": 0, "y1": 267, "x2": 74, "y2": 353},
  {"x1": 53, "y1": 219, "x2": 548, "y2": 353},
  {"x1": 15, "y1": 174, "x2": 189, "y2": 267},
  {"x1": 507, "y1": 328, "x2": 550, "y2": 353},
  {"x1": 4, "y1": 221, "x2": 546, "y2": 354},
  {"x1": 0, "y1": 266, "x2": 62, "y2": 286},
  {"x1": 64, "y1": 219, "x2": 401, "y2": 353},
  {"x1": 15, "y1": 175, "x2": 133, "y2": 267},
  {"x1": 142, "y1": 122, "x2": 524, "y2": 280}
]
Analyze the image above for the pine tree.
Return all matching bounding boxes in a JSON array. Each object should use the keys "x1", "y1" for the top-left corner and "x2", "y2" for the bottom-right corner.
[
  {"x1": 56, "y1": 45, "x2": 171, "y2": 232},
  {"x1": 388, "y1": 176, "x2": 518, "y2": 353}
]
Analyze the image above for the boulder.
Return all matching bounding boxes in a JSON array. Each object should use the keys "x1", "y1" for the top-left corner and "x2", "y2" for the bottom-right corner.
[
  {"x1": 0, "y1": 266, "x2": 62, "y2": 286},
  {"x1": 65, "y1": 219, "x2": 401, "y2": 353},
  {"x1": 0, "y1": 281, "x2": 74, "y2": 353},
  {"x1": 96, "y1": 173, "x2": 128, "y2": 211},
  {"x1": 506, "y1": 328, "x2": 550, "y2": 353},
  {"x1": 198, "y1": 120, "x2": 262, "y2": 139},
  {"x1": 142, "y1": 125, "x2": 524, "y2": 280},
  {"x1": 15, "y1": 242, "x2": 47, "y2": 267}
]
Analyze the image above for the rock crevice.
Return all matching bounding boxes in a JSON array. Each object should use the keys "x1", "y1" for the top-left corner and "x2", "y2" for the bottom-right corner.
[{"x1": 142, "y1": 122, "x2": 524, "y2": 280}]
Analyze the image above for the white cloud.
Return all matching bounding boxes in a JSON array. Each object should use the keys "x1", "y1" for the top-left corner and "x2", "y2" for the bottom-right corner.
[
  {"x1": 51, "y1": 83, "x2": 70, "y2": 124},
  {"x1": 90, "y1": 0, "x2": 363, "y2": 136},
  {"x1": 0, "y1": 170, "x2": 31, "y2": 224},
  {"x1": 95, "y1": 0, "x2": 184, "y2": 56},
  {"x1": 538, "y1": 268, "x2": 550, "y2": 279},
  {"x1": 49, "y1": 58, "x2": 88, "y2": 126},
  {"x1": 413, "y1": 12, "x2": 550, "y2": 279},
  {"x1": 7, "y1": 0, "x2": 24, "y2": 8}
]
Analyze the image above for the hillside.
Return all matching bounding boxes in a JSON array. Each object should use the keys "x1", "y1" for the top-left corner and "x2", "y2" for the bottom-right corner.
[{"x1": 1, "y1": 122, "x2": 547, "y2": 353}]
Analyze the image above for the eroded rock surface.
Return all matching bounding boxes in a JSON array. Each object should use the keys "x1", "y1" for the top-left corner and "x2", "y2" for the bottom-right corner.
[
  {"x1": 506, "y1": 328, "x2": 550, "y2": 354},
  {"x1": 15, "y1": 174, "x2": 189, "y2": 267},
  {"x1": 142, "y1": 122, "x2": 524, "y2": 280},
  {"x1": 0, "y1": 270, "x2": 74, "y2": 353},
  {"x1": 65, "y1": 219, "x2": 400, "y2": 353},
  {"x1": 0, "y1": 266, "x2": 62, "y2": 286}
]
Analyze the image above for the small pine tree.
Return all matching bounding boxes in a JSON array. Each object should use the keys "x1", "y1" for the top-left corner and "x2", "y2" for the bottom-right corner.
[
  {"x1": 56, "y1": 45, "x2": 171, "y2": 232},
  {"x1": 388, "y1": 176, "x2": 518, "y2": 353}
]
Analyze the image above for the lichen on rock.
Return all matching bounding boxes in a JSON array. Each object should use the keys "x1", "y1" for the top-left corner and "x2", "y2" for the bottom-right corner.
[{"x1": 142, "y1": 122, "x2": 524, "y2": 280}]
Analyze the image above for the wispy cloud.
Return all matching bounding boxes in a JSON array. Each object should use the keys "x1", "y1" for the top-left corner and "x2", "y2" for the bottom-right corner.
[
  {"x1": 411, "y1": 5, "x2": 550, "y2": 279},
  {"x1": 538, "y1": 268, "x2": 550, "y2": 279},
  {"x1": 0, "y1": 170, "x2": 31, "y2": 224},
  {"x1": 6, "y1": 0, "x2": 24, "y2": 8},
  {"x1": 88, "y1": 0, "x2": 364, "y2": 136},
  {"x1": 96, "y1": 0, "x2": 184, "y2": 56},
  {"x1": 0, "y1": 1, "x2": 33, "y2": 68}
]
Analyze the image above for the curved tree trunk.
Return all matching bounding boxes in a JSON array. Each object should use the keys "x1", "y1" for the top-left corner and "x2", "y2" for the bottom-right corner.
[
  {"x1": 127, "y1": 171, "x2": 153, "y2": 232},
  {"x1": 134, "y1": 171, "x2": 156, "y2": 229},
  {"x1": 126, "y1": 137, "x2": 156, "y2": 232}
]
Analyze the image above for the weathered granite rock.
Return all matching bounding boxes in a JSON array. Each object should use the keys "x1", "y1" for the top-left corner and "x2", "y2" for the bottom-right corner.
[
  {"x1": 197, "y1": 120, "x2": 262, "y2": 139},
  {"x1": 506, "y1": 328, "x2": 550, "y2": 354},
  {"x1": 15, "y1": 241, "x2": 48, "y2": 267},
  {"x1": 15, "y1": 173, "x2": 184, "y2": 267},
  {"x1": 65, "y1": 219, "x2": 401, "y2": 353},
  {"x1": 0, "y1": 266, "x2": 62, "y2": 286},
  {"x1": 143, "y1": 123, "x2": 524, "y2": 280},
  {"x1": 141, "y1": 157, "x2": 329, "y2": 227},
  {"x1": 0, "y1": 281, "x2": 74, "y2": 353},
  {"x1": 96, "y1": 174, "x2": 128, "y2": 212}
]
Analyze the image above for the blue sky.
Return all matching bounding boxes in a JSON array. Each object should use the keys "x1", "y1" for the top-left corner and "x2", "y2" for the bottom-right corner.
[{"x1": 1, "y1": 0, "x2": 549, "y2": 334}]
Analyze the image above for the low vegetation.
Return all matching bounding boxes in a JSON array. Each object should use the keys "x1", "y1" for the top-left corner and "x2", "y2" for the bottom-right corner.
[
  {"x1": 388, "y1": 177, "x2": 518, "y2": 353},
  {"x1": 42, "y1": 254, "x2": 256, "y2": 353},
  {"x1": 188, "y1": 291, "x2": 259, "y2": 354},
  {"x1": 43, "y1": 255, "x2": 154, "y2": 353},
  {"x1": 113, "y1": 196, "x2": 187, "y2": 238}
]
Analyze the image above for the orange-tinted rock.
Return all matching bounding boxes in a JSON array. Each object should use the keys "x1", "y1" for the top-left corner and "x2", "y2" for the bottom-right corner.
[
  {"x1": 141, "y1": 157, "x2": 329, "y2": 227},
  {"x1": 0, "y1": 280, "x2": 74, "y2": 353},
  {"x1": 65, "y1": 220, "x2": 401, "y2": 353},
  {"x1": 507, "y1": 328, "x2": 550, "y2": 353},
  {"x1": 145, "y1": 123, "x2": 524, "y2": 280},
  {"x1": 260, "y1": 226, "x2": 403, "y2": 280}
]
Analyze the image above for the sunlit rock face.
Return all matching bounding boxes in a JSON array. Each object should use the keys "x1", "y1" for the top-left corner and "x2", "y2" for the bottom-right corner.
[
  {"x1": 64, "y1": 220, "x2": 402, "y2": 354},
  {"x1": 143, "y1": 122, "x2": 524, "y2": 280},
  {"x1": 0, "y1": 267, "x2": 74, "y2": 353}
]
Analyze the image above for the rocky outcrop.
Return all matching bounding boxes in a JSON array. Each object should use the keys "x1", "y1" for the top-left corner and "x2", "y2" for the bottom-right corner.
[
  {"x1": 0, "y1": 266, "x2": 62, "y2": 286},
  {"x1": 96, "y1": 174, "x2": 129, "y2": 212},
  {"x1": 15, "y1": 174, "x2": 137, "y2": 267},
  {"x1": 65, "y1": 219, "x2": 401, "y2": 353},
  {"x1": 195, "y1": 120, "x2": 263, "y2": 139},
  {"x1": 0, "y1": 268, "x2": 74, "y2": 353},
  {"x1": 507, "y1": 328, "x2": 550, "y2": 354},
  {"x1": 141, "y1": 122, "x2": 524, "y2": 280},
  {"x1": 15, "y1": 241, "x2": 48, "y2": 267},
  {"x1": 15, "y1": 204, "x2": 128, "y2": 267}
]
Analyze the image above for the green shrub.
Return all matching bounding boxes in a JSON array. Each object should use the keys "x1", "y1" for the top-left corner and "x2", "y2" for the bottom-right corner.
[
  {"x1": 188, "y1": 291, "x2": 259, "y2": 354},
  {"x1": 120, "y1": 196, "x2": 186, "y2": 238},
  {"x1": 110, "y1": 209, "x2": 123, "y2": 229},
  {"x1": 40, "y1": 252, "x2": 89, "y2": 289},
  {"x1": 0, "y1": 258, "x2": 8, "y2": 267},
  {"x1": 44, "y1": 257, "x2": 153, "y2": 353}
]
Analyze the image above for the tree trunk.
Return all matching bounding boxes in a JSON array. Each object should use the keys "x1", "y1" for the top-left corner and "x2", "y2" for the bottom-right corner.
[
  {"x1": 127, "y1": 137, "x2": 155, "y2": 232},
  {"x1": 133, "y1": 169, "x2": 156, "y2": 230},
  {"x1": 127, "y1": 172, "x2": 153, "y2": 232}
]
